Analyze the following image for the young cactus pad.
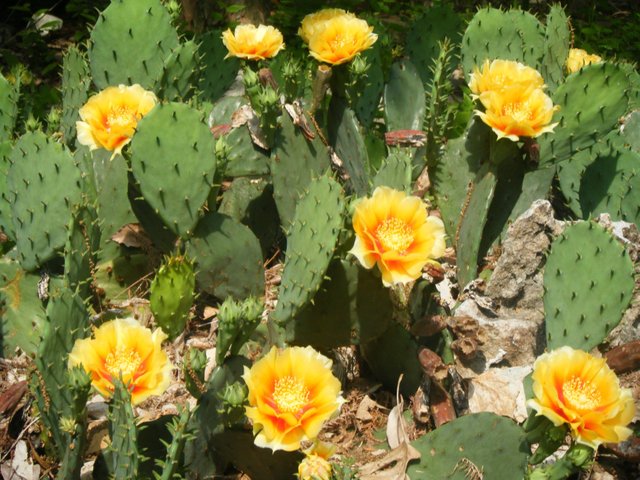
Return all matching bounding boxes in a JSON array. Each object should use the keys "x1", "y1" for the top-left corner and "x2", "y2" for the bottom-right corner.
[
  {"x1": 150, "y1": 254, "x2": 196, "y2": 339},
  {"x1": 543, "y1": 221, "x2": 635, "y2": 351}
]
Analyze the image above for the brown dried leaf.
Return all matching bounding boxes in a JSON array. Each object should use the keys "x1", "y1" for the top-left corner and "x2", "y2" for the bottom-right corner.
[
  {"x1": 0, "y1": 381, "x2": 27, "y2": 415},
  {"x1": 231, "y1": 104, "x2": 269, "y2": 150},
  {"x1": 356, "y1": 395, "x2": 383, "y2": 422},
  {"x1": 110, "y1": 223, "x2": 151, "y2": 249}
]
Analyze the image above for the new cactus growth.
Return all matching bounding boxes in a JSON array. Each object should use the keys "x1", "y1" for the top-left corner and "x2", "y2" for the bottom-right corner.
[
  {"x1": 216, "y1": 296, "x2": 263, "y2": 364},
  {"x1": 150, "y1": 254, "x2": 196, "y2": 339},
  {"x1": 543, "y1": 221, "x2": 635, "y2": 350},
  {"x1": 60, "y1": 46, "x2": 90, "y2": 145},
  {"x1": 107, "y1": 379, "x2": 140, "y2": 479}
]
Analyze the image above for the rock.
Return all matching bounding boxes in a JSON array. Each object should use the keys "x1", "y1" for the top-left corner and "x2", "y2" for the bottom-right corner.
[
  {"x1": 466, "y1": 366, "x2": 532, "y2": 422},
  {"x1": 454, "y1": 298, "x2": 544, "y2": 375},
  {"x1": 485, "y1": 200, "x2": 563, "y2": 318}
]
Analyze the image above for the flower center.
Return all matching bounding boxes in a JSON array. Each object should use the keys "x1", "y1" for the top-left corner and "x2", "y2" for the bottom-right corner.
[
  {"x1": 273, "y1": 376, "x2": 310, "y2": 414},
  {"x1": 503, "y1": 102, "x2": 532, "y2": 123},
  {"x1": 562, "y1": 376, "x2": 601, "y2": 410},
  {"x1": 375, "y1": 217, "x2": 414, "y2": 254},
  {"x1": 107, "y1": 106, "x2": 136, "y2": 130},
  {"x1": 105, "y1": 346, "x2": 142, "y2": 379}
]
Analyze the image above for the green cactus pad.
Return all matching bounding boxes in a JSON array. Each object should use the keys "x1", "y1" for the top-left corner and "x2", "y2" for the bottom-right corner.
[
  {"x1": 0, "y1": 72, "x2": 19, "y2": 142},
  {"x1": 64, "y1": 204, "x2": 101, "y2": 300},
  {"x1": 383, "y1": 59, "x2": 425, "y2": 132},
  {"x1": 407, "y1": 412, "x2": 529, "y2": 479},
  {"x1": 543, "y1": 221, "x2": 635, "y2": 350},
  {"x1": 286, "y1": 258, "x2": 392, "y2": 348},
  {"x1": 0, "y1": 142, "x2": 14, "y2": 240},
  {"x1": 61, "y1": 45, "x2": 91, "y2": 145},
  {"x1": 406, "y1": 4, "x2": 463, "y2": 85},
  {"x1": 209, "y1": 96, "x2": 270, "y2": 177},
  {"x1": 218, "y1": 176, "x2": 281, "y2": 256},
  {"x1": 131, "y1": 102, "x2": 216, "y2": 238},
  {"x1": 621, "y1": 110, "x2": 640, "y2": 153},
  {"x1": 150, "y1": 254, "x2": 196, "y2": 339},
  {"x1": 198, "y1": 30, "x2": 240, "y2": 103},
  {"x1": 160, "y1": 40, "x2": 200, "y2": 102},
  {"x1": 0, "y1": 259, "x2": 46, "y2": 356},
  {"x1": 107, "y1": 380, "x2": 139, "y2": 478},
  {"x1": 8, "y1": 131, "x2": 83, "y2": 270},
  {"x1": 186, "y1": 212, "x2": 264, "y2": 300},
  {"x1": 360, "y1": 323, "x2": 422, "y2": 397},
  {"x1": 89, "y1": 0, "x2": 179, "y2": 89},
  {"x1": 540, "y1": 5, "x2": 570, "y2": 93},
  {"x1": 272, "y1": 174, "x2": 345, "y2": 325},
  {"x1": 328, "y1": 98, "x2": 370, "y2": 196},
  {"x1": 461, "y1": 7, "x2": 545, "y2": 77},
  {"x1": 539, "y1": 62, "x2": 632, "y2": 165},
  {"x1": 373, "y1": 151, "x2": 413, "y2": 192},
  {"x1": 271, "y1": 109, "x2": 331, "y2": 227},
  {"x1": 431, "y1": 118, "x2": 485, "y2": 241},
  {"x1": 354, "y1": 44, "x2": 384, "y2": 128},
  {"x1": 456, "y1": 163, "x2": 498, "y2": 288}
]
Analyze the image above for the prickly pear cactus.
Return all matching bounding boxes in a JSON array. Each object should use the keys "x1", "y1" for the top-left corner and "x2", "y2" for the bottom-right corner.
[
  {"x1": 0, "y1": 72, "x2": 19, "y2": 142},
  {"x1": 89, "y1": 0, "x2": 179, "y2": 89},
  {"x1": 383, "y1": 59, "x2": 425, "y2": 132},
  {"x1": 407, "y1": 412, "x2": 529, "y2": 479},
  {"x1": 540, "y1": 4, "x2": 570, "y2": 93},
  {"x1": 461, "y1": 7, "x2": 545, "y2": 76},
  {"x1": 8, "y1": 131, "x2": 83, "y2": 270},
  {"x1": 150, "y1": 254, "x2": 195, "y2": 339},
  {"x1": 271, "y1": 174, "x2": 345, "y2": 325},
  {"x1": 406, "y1": 4, "x2": 463, "y2": 85},
  {"x1": 0, "y1": 259, "x2": 46, "y2": 356},
  {"x1": 185, "y1": 212, "x2": 264, "y2": 300},
  {"x1": 373, "y1": 151, "x2": 413, "y2": 192},
  {"x1": 543, "y1": 221, "x2": 635, "y2": 351},
  {"x1": 539, "y1": 62, "x2": 632, "y2": 165},
  {"x1": 160, "y1": 40, "x2": 200, "y2": 102},
  {"x1": 271, "y1": 109, "x2": 331, "y2": 227},
  {"x1": 198, "y1": 30, "x2": 240, "y2": 103},
  {"x1": 107, "y1": 379, "x2": 140, "y2": 479},
  {"x1": 64, "y1": 204, "x2": 100, "y2": 300},
  {"x1": 131, "y1": 102, "x2": 216, "y2": 238},
  {"x1": 61, "y1": 45, "x2": 91, "y2": 145}
]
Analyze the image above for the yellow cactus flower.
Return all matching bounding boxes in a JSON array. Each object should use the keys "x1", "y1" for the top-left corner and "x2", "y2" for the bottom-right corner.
[
  {"x1": 475, "y1": 85, "x2": 559, "y2": 141},
  {"x1": 566, "y1": 48, "x2": 602, "y2": 74},
  {"x1": 469, "y1": 59, "x2": 545, "y2": 98},
  {"x1": 221, "y1": 24, "x2": 285, "y2": 61},
  {"x1": 243, "y1": 346, "x2": 344, "y2": 452},
  {"x1": 68, "y1": 318, "x2": 172, "y2": 405},
  {"x1": 298, "y1": 8, "x2": 354, "y2": 44},
  {"x1": 298, "y1": 440, "x2": 335, "y2": 480},
  {"x1": 76, "y1": 84, "x2": 157, "y2": 157},
  {"x1": 307, "y1": 15, "x2": 377, "y2": 66},
  {"x1": 350, "y1": 186, "x2": 446, "y2": 286},
  {"x1": 527, "y1": 346, "x2": 635, "y2": 448}
]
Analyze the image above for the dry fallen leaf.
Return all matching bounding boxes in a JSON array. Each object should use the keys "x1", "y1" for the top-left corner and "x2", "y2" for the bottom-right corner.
[{"x1": 110, "y1": 223, "x2": 152, "y2": 249}]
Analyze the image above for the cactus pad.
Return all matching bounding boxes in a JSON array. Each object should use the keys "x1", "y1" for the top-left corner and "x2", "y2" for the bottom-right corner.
[
  {"x1": 61, "y1": 45, "x2": 91, "y2": 145},
  {"x1": 271, "y1": 174, "x2": 345, "y2": 325},
  {"x1": 185, "y1": 212, "x2": 264, "y2": 300},
  {"x1": 543, "y1": 221, "x2": 635, "y2": 350},
  {"x1": 540, "y1": 5, "x2": 570, "y2": 93},
  {"x1": 407, "y1": 412, "x2": 529, "y2": 479},
  {"x1": 383, "y1": 59, "x2": 425, "y2": 132},
  {"x1": 0, "y1": 72, "x2": 19, "y2": 142},
  {"x1": 198, "y1": 30, "x2": 240, "y2": 103},
  {"x1": 8, "y1": 131, "x2": 83, "y2": 270},
  {"x1": 150, "y1": 254, "x2": 196, "y2": 339},
  {"x1": 131, "y1": 102, "x2": 216, "y2": 238},
  {"x1": 89, "y1": 0, "x2": 179, "y2": 89}
]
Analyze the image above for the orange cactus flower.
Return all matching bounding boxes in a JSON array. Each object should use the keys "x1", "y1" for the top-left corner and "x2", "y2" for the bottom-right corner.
[
  {"x1": 475, "y1": 85, "x2": 559, "y2": 141},
  {"x1": 243, "y1": 346, "x2": 344, "y2": 452},
  {"x1": 221, "y1": 24, "x2": 285, "y2": 61},
  {"x1": 469, "y1": 59, "x2": 545, "y2": 98},
  {"x1": 527, "y1": 346, "x2": 635, "y2": 448},
  {"x1": 68, "y1": 318, "x2": 172, "y2": 405},
  {"x1": 349, "y1": 186, "x2": 446, "y2": 286},
  {"x1": 298, "y1": 8, "x2": 354, "y2": 44},
  {"x1": 566, "y1": 48, "x2": 602, "y2": 74},
  {"x1": 76, "y1": 84, "x2": 157, "y2": 157},
  {"x1": 307, "y1": 15, "x2": 377, "y2": 66}
]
